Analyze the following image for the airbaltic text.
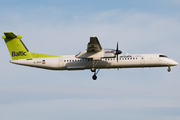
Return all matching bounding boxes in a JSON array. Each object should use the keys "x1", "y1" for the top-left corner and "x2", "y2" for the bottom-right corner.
[{"x1": 12, "y1": 51, "x2": 27, "y2": 57}]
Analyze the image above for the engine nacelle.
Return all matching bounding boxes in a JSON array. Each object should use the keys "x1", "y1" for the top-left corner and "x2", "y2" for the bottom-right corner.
[
  {"x1": 103, "y1": 49, "x2": 116, "y2": 58},
  {"x1": 75, "y1": 49, "x2": 116, "y2": 60}
]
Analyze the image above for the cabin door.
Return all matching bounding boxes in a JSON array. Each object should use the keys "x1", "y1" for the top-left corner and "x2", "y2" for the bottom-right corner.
[
  {"x1": 141, "y1": 56, "x2": 145, "y2": 65},
  {"x1": 59, "y1": 58, "x2": 64, "y2": 67}
]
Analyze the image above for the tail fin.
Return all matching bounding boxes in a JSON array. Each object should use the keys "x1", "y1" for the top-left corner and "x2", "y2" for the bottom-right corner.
[
  {"x1": 2, "y1": 32, "x2": 33, "y2": 60},
  {"x1": 2, "y1": 32, "x2": 59, "y2": 60}
]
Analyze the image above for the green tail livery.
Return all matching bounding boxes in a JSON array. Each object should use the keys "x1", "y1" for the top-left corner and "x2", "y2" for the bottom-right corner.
[{"x1": 2, "y1": 32, "x2": 60, "y2": 60}]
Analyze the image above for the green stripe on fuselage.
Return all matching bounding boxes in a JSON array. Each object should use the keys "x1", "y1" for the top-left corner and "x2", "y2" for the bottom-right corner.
[{"x1": 30, "y1": 53, "x2": 60, "y2": 58}]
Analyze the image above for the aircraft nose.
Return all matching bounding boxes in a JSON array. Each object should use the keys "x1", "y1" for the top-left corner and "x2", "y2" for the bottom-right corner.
[
  {"x1": 174, "y1": 61, "x2": 178, "y2": 66},
  {"x1": 169, "y1": 60, "x2": 178, "y2": 66}
]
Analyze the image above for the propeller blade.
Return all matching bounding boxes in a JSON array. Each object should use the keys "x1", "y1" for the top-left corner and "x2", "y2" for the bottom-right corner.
[
  {"x1": 115, "y1": 42, "x2": 122, "y2": 62},
  {"x1": 117, "y1": 54, "x2": 118, "y2": 62},
  {"x1": 116, "y1": 42, "x2": 120, "y2": 62},
  {"x1": 116, "y1": 42, "x2": 118, "y2": 51}
]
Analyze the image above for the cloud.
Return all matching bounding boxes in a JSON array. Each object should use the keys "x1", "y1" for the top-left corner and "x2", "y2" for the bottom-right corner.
[
  {"x1": 165, "y1": 0, "x2": 180, "y2": 5},
  {"x1": 1, "y1": 8, "x2": 180, "y2": 55},
  {"x1": 1, "y1": 99, "x2": 180, "y2": 120},
  {"x1": 0, "y1": 3, "x2": 180, "y2": 120}
]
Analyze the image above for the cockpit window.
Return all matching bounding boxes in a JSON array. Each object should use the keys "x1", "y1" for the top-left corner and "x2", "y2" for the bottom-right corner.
[{"x1": 159, "y1": 55, "x2": 168, "y2": 58}]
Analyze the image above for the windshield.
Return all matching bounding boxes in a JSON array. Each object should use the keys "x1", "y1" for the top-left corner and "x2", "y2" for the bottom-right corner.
[{"x1": 159, "y1": 55, "x2": 168, "y2": 58}]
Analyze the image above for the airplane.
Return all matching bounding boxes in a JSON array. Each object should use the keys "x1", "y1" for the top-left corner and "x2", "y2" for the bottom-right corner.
[{"x1": 2, "y1": 32, "x2": 178, "y2": 80}]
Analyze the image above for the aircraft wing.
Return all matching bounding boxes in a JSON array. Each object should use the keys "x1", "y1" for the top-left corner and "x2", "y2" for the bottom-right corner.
[
  {"x1": 87, "y1": 37, "x2": 102, "y2": 52},
  {"x1": 76, "y1": 37, "x2": 103, "y2": 59}
]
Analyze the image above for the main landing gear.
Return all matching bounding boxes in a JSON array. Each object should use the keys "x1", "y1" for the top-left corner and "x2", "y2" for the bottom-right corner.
[
  {"x1": 91, "y1": 60, "x2": 100, "y2": 80},
  {"x1": 91, "y1": 67, "x2": 100, "y2": 80}
]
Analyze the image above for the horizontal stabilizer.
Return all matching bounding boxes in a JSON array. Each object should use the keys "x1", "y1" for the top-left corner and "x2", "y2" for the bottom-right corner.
[{"x1": 4, "y1": 32, "x2": 17, "y2": 39}]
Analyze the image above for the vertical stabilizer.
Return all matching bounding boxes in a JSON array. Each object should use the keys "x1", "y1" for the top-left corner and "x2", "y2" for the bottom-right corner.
[{"x1": 2, "y1": 32, "x2": 32, "y2": 60}]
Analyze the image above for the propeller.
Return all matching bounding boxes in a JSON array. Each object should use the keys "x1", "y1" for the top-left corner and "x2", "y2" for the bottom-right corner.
[{"x1": 115, "y1": 42, "x2": 122, "y2": 62}]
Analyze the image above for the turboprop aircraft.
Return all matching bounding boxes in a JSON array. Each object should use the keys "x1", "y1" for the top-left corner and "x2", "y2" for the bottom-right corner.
[{"x1": 2, "y1": 32, "x2": 178, "y2": 80}]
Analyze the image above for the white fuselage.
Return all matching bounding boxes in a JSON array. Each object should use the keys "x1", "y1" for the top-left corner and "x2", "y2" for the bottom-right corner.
[{"x1": 10, "y1": 54, "x2": 178, "y2": 70}]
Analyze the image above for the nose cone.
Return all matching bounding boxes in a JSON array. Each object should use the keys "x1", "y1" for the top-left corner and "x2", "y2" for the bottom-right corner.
[
  {"x1": 174, "y1": 61, "x2": 178, "y2": 66},
  {"x1": 169, "y1": 59, "x2": 178, "y2": 66}
]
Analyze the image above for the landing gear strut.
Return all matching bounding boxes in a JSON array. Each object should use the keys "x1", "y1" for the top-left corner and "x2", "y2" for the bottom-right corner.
[
  {"x1": 167, "y1": 66, "x2": 171, "y2": 72},
  {"x1": 91, "y1": 60, "x2": 100, "y2": 80}
]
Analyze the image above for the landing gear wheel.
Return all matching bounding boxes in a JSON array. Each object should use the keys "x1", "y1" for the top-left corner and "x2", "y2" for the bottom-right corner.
[
  {"x1": 92, "y1": 75, "x2": 97, "y2": 80},
  {"x1": 91, "y1": 68, "x2": 100, "y2": 80},
  {"x1": 167, "y1": 67, "x2": 171, "y2": 72}
]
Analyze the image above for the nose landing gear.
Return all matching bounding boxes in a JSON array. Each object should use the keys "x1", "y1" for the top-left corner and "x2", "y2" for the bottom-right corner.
[{"x1": 167, "y1": 66, "x2": 171, "y2": 72}]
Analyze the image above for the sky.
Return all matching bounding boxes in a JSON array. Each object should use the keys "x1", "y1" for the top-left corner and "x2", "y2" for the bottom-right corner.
[{"x1": 0, "y1": 0, "x2": 180, "y2": 120}]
